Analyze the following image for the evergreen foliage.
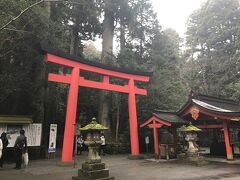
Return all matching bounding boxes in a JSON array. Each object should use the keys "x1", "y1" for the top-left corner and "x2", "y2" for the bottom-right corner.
[{"x1": 1, "y1": 0, "x2": 238, "y2": 151}]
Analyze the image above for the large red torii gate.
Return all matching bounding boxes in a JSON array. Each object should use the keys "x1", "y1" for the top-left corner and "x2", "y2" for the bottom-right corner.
[{"x1": 42, "y1": 46, "x2": 152, "y2": 163}]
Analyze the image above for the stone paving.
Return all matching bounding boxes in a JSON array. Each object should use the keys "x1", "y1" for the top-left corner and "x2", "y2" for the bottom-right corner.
[{"x1": 1, "y1": 154, "x2": 240, "y2": 180}]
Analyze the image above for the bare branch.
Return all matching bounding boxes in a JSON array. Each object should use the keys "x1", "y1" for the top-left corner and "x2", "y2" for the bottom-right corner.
[
  {"x1": 0, "y1": 0, "x2": 44, "y2": 32},
  {"x1": 0, "y1": 50, "x2": 14, "y2": 58},
  {"x1": 3, "y1": 28, "x2": 31, "y2": 33},
  {"x1": 0, "y1": 0, "x2": 92, "y2": 32}
]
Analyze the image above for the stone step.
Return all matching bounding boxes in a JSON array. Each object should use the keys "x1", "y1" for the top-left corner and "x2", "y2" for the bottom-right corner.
[
  {"x1": 78, "y1": 169, "x2": 109, "y2": 179},
  {"x1": 72, "y1": 176, "x2": 114, "y2": 180},
  {"x1": 72, "y1": 176, "x2": 87, "y2": 180},
  {"x1": 82, "y1": 162, "x2": 105, "y2": 171},
  {"x1": 97, "y1": 177, "x2": 115, "y2": 180}
]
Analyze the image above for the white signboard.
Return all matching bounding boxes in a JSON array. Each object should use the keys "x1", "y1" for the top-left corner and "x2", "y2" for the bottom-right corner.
[
  {"x1": 6, "y1": 125, "x2": 21, "y2": 147},
  {"x1": 0, "y1": 126, "x2": 7, "y2": 135},
  {"x1": 0, "y1": 124, "x2": 42, "y2": 147},
  {"x1": 48, "y1": 124, "x2": 57, "y2": 153},
  {"x1": 23, "y1": 123, "x2": 42, "y2": 147}
]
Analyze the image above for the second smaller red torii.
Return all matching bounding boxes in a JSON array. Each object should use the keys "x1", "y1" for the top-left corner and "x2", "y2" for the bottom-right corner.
[{"x1": 140, "y1": 112, "x2": 186, "y2": 156}]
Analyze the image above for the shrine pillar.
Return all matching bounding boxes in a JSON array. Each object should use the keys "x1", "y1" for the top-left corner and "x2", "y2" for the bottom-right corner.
[
  {"x1": 62, "y1": 67, "x2": 80, "y2": 162},
  {"x1": 128, "y1": 78, "x2": 139, "y2": 155},
  {"x1": 223, "y1": 120, "x2": 233, "y2": 160},
  {"x1": 153, "y1": 121, "x2": 159, "y2": 155}
]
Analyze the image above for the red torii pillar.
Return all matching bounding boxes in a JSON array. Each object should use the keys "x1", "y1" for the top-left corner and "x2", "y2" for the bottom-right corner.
[
  {"x1": 223, "y1": 120, "x2": 233, "y2": 160},
  {"x1": 43, "y1": 49, "x2": 151, "y2": 162},
  {"x1": 140, "y1": 116, "x2": 171, "y2": 155},
  {"x1": 62, "y1": 67, "x2": 80, "y2": 161},
  {"x1": 128, "y1": 78, "x2": 140, "y2": 155}
]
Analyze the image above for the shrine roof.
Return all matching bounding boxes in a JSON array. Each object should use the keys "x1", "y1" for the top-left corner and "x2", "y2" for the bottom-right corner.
[
  {"x1": 177, "y1": 92, "x2": 240, "y2": 116},
  {"x1": 152, "y1": 112, "x2": 187, "y2": 124},
  {"x1": 0, "y1": 115, "x2": 33, "y2": 124},
  {"x1": 41, "y1": 45, "x2": 153, "y2": 77}
]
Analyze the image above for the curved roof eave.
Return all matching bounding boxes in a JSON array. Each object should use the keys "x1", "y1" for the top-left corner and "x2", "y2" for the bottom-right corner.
[
  {"x1": 193, "y1": 102, "x2": 240, "y2": 116},
  {"x1": 177, "y1": 99, "x2": 240, "y2": 119}
]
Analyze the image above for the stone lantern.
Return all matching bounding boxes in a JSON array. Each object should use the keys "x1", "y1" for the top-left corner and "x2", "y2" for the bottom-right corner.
[
  {"x1": 178, "y1": 124, "x2": 206, "y2": 165},
  {"x1": 80, "y1": 117, "x2": 108, "y2": 164},
  {"x1": 72, "y1": 117, "x2": 114, "y2": 180},
  {"x1": 182, "y1": 124, "x2": 202, "y2": 156}
]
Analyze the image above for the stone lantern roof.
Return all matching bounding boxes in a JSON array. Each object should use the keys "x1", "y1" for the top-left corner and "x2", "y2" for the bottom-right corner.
[
  {"x1": 179, "y1": 124, "x2": 202, "y2": 132},
  {"x1": 79, "y1": 117, "x2": 108, "y2": 131}
]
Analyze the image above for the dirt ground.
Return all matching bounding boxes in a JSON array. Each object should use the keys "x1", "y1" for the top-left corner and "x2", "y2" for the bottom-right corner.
[{"x1": 1, "y1": 154, "x2": 240, "y2": 180}]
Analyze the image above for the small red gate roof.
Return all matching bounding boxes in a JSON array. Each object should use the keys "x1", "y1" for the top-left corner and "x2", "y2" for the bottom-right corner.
[{"x1": 140, "y1": 112, "x2": 187, "y2": 128}]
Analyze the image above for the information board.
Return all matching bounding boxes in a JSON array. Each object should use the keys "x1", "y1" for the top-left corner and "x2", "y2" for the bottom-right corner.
[
  {"x1": 23, "y1": 123, "x2": 42, "y2": 147},
  {"x1": 0, "y1": 124, "x2": 42, "y2": 147}
]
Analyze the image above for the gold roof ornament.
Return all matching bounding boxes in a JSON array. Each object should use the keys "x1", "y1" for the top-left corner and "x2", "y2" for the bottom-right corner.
[{"x1": 79, "y1": 117, "x2": 108, "y2": 131}]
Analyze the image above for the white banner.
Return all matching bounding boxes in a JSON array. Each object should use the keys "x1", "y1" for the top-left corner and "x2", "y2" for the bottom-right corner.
[
  {"x1": 48, "y1": 124, "x2": 57, "y2": 153},
  {"x1": 23, "y1": 123, "x2": 42, "y2": 147}
]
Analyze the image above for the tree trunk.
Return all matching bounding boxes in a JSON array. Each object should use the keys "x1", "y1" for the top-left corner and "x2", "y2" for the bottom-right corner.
[
  {"x1": 98, "y1": 0, "x2": 114, "y2": 128},
  {"x1": 70, "y1": 22, "x2": 79, "y2": 55},
  {"x1": 45, "y1": 2, "x2": 51, "y2": 19},
  {"x1": 119, "y1": 16, "x2": 126, "y2": 51},
  {"x1": 101, "y1": 1, "x2": 114, "y2": 63},
  {"x1": 70, "y1": 5, "x2": 81, "y2": 56}
]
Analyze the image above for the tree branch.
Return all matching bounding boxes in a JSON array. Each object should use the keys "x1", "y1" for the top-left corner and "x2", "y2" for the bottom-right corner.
[
  {"x1": 0, "y1": 0, "x2": 94, "y2": 32},
  {"x1": 0, "y1": 0, "x2": 44, "y2": 32},
  {"x1": 3, "y1": 28, "x2": 31, "y2": 33}
]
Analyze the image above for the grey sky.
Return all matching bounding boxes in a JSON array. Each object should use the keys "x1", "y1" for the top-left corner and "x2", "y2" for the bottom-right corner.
[{"x1": 151, "y1": 0, "x2": 207, "y2": 37}]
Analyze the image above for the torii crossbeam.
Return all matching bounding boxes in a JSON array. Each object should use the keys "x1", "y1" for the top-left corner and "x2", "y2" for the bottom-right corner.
[{"x1": 42, "y1": 46, "x2": 152, "y2": 163}]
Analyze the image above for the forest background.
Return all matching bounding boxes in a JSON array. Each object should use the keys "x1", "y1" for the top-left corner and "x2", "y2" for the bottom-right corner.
[{"x1": 0, "y1": 0, "x2": 239, "y2": 152}]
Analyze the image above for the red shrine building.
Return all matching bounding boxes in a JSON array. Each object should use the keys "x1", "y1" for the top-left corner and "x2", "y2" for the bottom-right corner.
[
  {"x1": 178, "y1": 92, "x2": 240, "y2": 160},
  {"x1": 142, "y1": 92, "x2": 240, "y2": 160}
]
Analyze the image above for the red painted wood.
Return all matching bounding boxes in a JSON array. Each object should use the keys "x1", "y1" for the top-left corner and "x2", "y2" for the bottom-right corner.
[
  {"x1": 46, "y1": 53, "x2": 150, "y2": 82},
  {"x1": 61, "y1": 67, "x2": 80, "y2": 162},
  {"x1": 196, "y1": 124, "x2": 223, "y2": 129},
  {"x1": 195, "y1": 124, "x2": 240, "y2": 129},
  {"x1": 48, "y1": 73, "x2": 71, "y2": 84},
  {"x1": 153, "y1": 120, "x2": 159, "y2": 155},
  {"x1": 46, "y1": 52, "x2": 151, "y2": 162},
  {"x1": 148, "y1": 123, "x2": 162, "y2": 128},
  {"x1": 149, "y1": 116, "x2": 171, "y2": 126},
  {"x1": 48, "y1": 73, "x2": 147, "y2": 95},
  {"x1": 103, "y1": 76, "x2": 109, "y2": 83},
  {"x1": 140, "y1": 117, "x2": 166, "y2": 156},
  {"x1": 140, "y1": 116, "x2": 172, "y2": 127},
  {"x1": 128, "y1": 79, "x2": 139, "y2": 155},
  {"x1": 223, "y1": 121, "x2": 233, "y2": 160}
]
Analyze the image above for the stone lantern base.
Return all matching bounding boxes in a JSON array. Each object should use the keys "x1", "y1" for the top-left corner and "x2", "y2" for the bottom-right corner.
[
  {"x1": 178, "y1": 153, "x2": 208, "y2": 166},
  {"x1": 72, "y1": 162, "x2": 114, "y2": 180}
]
